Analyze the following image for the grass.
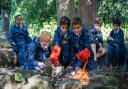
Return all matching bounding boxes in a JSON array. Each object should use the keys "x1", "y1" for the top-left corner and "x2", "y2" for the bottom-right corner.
[{"x1": 0, "y1": 39, "x2": 9, "y2": 45}]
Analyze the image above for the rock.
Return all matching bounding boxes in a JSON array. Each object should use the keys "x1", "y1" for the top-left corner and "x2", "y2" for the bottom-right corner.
[
  {"x1": 52, "y1": 66, "x2": 64, "y2": 77},
  {"x1": 23, "y1": 75, "x2": 53, "y2": 89},
  {"x1": 0, "y1": 74, "x2": 13, "y2": 89},
  {"x1": 57, "y1": 78, "x2": 82, "y2": 89},
  {"x1": 0, "y1": 45, "x2": 4, "y2": 49},
  {"x1": 0, "y1": 68, "x2": 25, "y2": 89},
  {"x1": 40, "y1": 65, "x2": 53, "y2": 77},
  {"x1": 4, "y1": 44, "x2": 12, "y2": 49},
  {"x1": 84, "y1": 85, "x2": 118, "y2": 89},
  {"x1": 85, "y1": 74, "x2": 119, "y2": 89},
  {"x1": 103, "y1": 86, "x2": 118, "y2": 89},
  {"x1": 0, "y1": 50, "x2": 9, "y2": 67},
  {"x1": 0, "y1": 68, "x2": 13, "y2": 75},
  {"x1": 4, "y1": 49, "x2": 17, "y2": 67},
  {"x1": 0, "y1": 64, "x2": 127, "y2": 89},
  {"x1": 0, "y1": 49, "x2": 17, "y2": 68},
  {"x1": 106, "y1": 76, "x2": 119, "y2": 86},
  {"x1": 14, "y1": 68, "x2": 39, "y2": 79}
]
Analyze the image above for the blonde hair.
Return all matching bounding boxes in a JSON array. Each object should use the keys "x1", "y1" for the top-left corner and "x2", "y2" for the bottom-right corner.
[{"x1": 40, "y1": 31, "x2": 51, "y2": 43}]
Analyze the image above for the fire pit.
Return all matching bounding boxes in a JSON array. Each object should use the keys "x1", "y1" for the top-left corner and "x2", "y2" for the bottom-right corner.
[
  {"x1": 69, "y1": 69, "x2": 90, "y2": 86},
  {"x1": 0, "y1": 67, "x2": 127, "y2": 89}
]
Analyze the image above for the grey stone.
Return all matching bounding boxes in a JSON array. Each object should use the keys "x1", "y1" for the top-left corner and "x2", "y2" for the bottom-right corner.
[
  {"x1": 23, "y1": 75, "x2": 53, "y2": 89},
  {"x1": 52, "y1": 66, "x2": 64, "y2": 77},
  {"x1": 0, "y1": 49, "x2": 17, "y2": 68},
  {"x1": 85, "y1": 75, "x2": 119, "y2": 89},
  {"x1": 57, "y1": 78, "x2": 82, "y2": 89}
]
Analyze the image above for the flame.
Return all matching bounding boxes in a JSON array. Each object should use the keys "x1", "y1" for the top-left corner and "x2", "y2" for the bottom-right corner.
[
  {"x1": 70, "y1": 49, "x2": 90, "y2": 85},
  {"x1": 70, "y1": 69, "x2": 90, "y2": 86}
]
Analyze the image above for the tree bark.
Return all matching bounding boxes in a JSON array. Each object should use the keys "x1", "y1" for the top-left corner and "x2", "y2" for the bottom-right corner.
[
  {"x1": 77, "y1": 0, "x2": 97, "y2": 30},
  {"x1": 56, "y1": 0, "x2": 97, "y2": 30},
  {"x1": 56, "y1": 0, "x2": 76, "y2": 25},
  {"x1": 1, "y1": 8, "x2": 10, "y2": 38}
]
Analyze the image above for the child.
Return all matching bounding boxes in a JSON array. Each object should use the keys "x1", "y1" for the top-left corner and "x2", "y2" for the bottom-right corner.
[
  {"x1": 8, "y1": 15, "x2": 31, "y2": 67},
  {"x1": 107, "y1": 19, "x2": 125, "y2": 67},
  {"x1": 27, "y1": 31, "x2": 51, "y2": 70},
  {"x1": 51, "y1": 16, "x2": 73, "y2": 68},
  {"x1": 90, "y1": 18, "x2": 106, "y2": 61},
  {"x1": 70, "y1": 17, "x2": 97, "y2": 71}
]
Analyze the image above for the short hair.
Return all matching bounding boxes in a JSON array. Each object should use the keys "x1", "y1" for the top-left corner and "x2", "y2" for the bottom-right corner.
[
  {"x1": 60, "y1": 16, "x2": 70, "y2": 27},
  {"x1": 40, "y1": 31, "x2": 51, "y2": 43},
  {"x1": 72, "y1": 17, "x2": 82, "y2": 26},
  {"x1": 15, "y1": 15, "x2": 22, "y2": 21},
  {"x1": 112, "y1": 19, "x2": 121, "y2": 26},
  {"x1": 94, "y1": 18, "x2": 102, "y2": 26}
]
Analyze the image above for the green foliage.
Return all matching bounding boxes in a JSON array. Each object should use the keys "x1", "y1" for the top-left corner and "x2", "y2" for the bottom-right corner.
[
  {"x1": 0, "y1": 39, "x2": 9, "y2": 45},
  {"x1": 0, "y1": 0, "x2": 11, "y2": 10},
  {"x1": 1, "y1": 0, "x2": 128, "y2": 40},
  {"x1": 28, "y1": 18, "x2": 57, "y2": 37},
  {"x1": 101, "y1": 23, "x2": 128, "y2": 41},
  {"x1": 19, "y1": 0, "x2": 56, "y2": 25},
  {"x1": 9, "y1": 0, "x2": 57, "y2": 37},
  {"x1": 97, "y1": 0, "x2": 128, "y2": 41},
  {"x1": 97, "y1": 0, "x2": 128, "y2": 24}
]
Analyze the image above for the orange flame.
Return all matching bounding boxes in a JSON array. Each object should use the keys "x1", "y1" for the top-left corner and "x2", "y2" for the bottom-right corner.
[
  {"x1": 70, "y1": 48, "x2": 90, "y2": 85},
  {"x1": 70, "y1": 69, "x2": 90, "y2": 86},
  {"x1": 69, "y1": 61, "x2": 90, "y2": 85}
]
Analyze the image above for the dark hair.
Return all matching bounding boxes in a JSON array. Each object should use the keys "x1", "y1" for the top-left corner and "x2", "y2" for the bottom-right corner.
[
  {"x1": 94, "y1": 18, "x2": 102, "y2": 26},
  {"x1": 15, "y1": 15, "x2": 22, "y2": 21},
  {"x1": 112, "y1": 19, "x2": 121, "y2": 26},
  {"x1": 72, "y1": 17, "x2": 82, "y2": 26},
  {"x1": 60, "y1": 16, "x2": 70, "y2": 27}
]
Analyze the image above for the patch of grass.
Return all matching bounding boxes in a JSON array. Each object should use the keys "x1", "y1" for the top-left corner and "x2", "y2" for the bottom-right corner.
[{"x1": 0, "y1": 39, "x2": 9, "y2": 45}]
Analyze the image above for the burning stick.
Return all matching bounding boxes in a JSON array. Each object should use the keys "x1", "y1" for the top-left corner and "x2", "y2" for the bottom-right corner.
[
  {"x1": 69, "y1": 61, "x2": 90, "y2": 86},
  {"x1": 69, "y1": 48, "x2": 91, "y2": 86}
]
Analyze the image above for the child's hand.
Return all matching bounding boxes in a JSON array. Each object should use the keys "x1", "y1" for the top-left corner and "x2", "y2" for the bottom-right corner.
[
  {"x1": 98, "y1": 47, "x2": 103, "y2": 53},
  {"x1": 94, "y1": 55, "x2": 97, "y2": 61},
  {"x1": 75, "y1": 53, "x2": 79, "y2": 59},
  {"x1": 108, "y1": 36, "x2": 113, "y2": 41},
  {"x1": 11, "y1": 42, "x2": 16, "y2": 46},
  {"x1": 38, "y1": 62, "x2": 46, "y2": 68},
  {"x1": 67, "y1": 66, "x2": 73, "y2": 69}
]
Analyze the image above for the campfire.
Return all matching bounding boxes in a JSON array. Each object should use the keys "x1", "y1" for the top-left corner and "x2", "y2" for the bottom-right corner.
[
  {"x1": 68, "y1": 48, "x2": 90, "y2": 86},
  {"x1": 69, "y1": 68, "x2": 90, "y2": 86}
]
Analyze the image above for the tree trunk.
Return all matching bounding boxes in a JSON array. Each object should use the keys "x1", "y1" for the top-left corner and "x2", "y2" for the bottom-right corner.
[
  {"x1": 77, "y1": 0, "x2": 97, "y2": 30},
  {"x1": 56, "y1": 0, "x2": 97, "y2": 30},
  {"x1": 1, "y1": 8, "x2": 10, "y2": 38},
  {"x1": 56, "y1": 0, "x2": 76, "y2": 25}
]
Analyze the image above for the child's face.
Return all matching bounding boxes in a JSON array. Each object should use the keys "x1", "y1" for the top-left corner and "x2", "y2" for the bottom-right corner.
[
  {"x1": 60, "y1": 24, "x2": 68, "y2": 35},
  {"x1": 40, "y1": 33, "x2": 50, "y2": 50},
  {"x1": 16, "y1": 16, "x2": 23, "y2": 27},
  {"x1": 94, "y1": 24, "x2": 101, "y2": 31},
  {"x1": 113, "y1": 24, "x2": 120, "y2": 29},
  {"x1": 72, "y1": 24, "x2": 82, "y2": 36},
  {"x1": 40, "y1": 41, "x2": 50, "y2": 50}
]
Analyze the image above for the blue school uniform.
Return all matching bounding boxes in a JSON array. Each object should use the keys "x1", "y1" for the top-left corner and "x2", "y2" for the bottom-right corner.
[
  {"x1": 8, "y1": 25, "x2": 31, "y2": 66},
  {"x1": 107, "y1": 28, "x2": 125, "y2": 66},
  {"x1": 70, "y1": 26, "x2": 97, "y2": 71},
  {"x1": 90, "y1": 27, "x2": 103, "y2": 51},
  {"x1": 53, "y1": 27, "x2": 73, "y2": 68},
  {"x1": 27, "y1": 38, "x2": 51, "y2": 70}
]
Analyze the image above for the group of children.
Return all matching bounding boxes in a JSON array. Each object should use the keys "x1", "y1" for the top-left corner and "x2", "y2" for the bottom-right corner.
[{"x1": 8, "y1": 15, "x2": 127, "y2": 71}]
